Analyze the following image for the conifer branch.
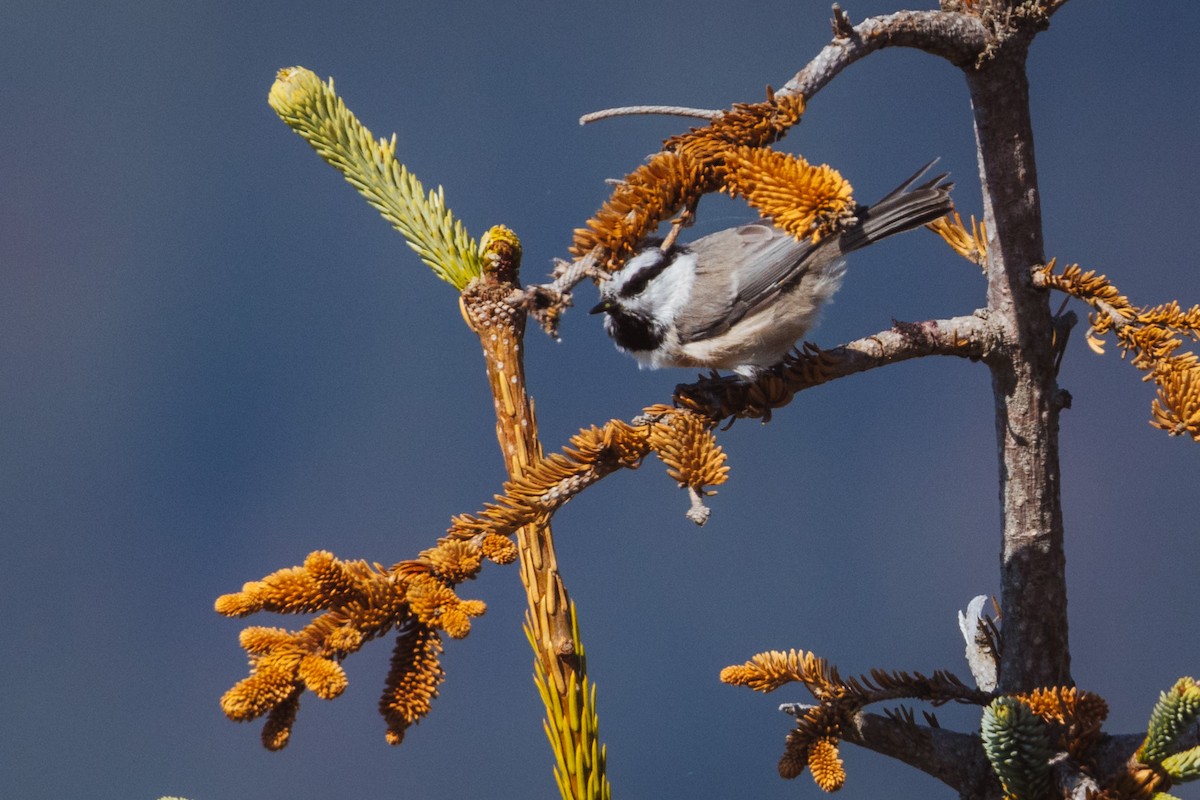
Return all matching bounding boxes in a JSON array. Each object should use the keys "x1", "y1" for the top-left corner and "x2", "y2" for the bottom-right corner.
[
  {"x1": 981, "y1": 697, "x2": 1054, "y2": 800},
  {"x1": 216, "y1": 549, "x2": 497, "y2": 748},
  {"x1": 723, "y1": 647, "x2": 992, "y2": 792},
  {"x1": 1034, "y1": 261, "x2": 1200, "y2": 440},
  {"x1": 675, "y1": 312, "x2": 999, "y2": 423},
  {"x1": 519, "y1": 91, "x2": 824, "y2": 335},
  {"x1": 459, "y1": 228, "x2": 611, "y2": 800},
  {"x1": 268, "y1": 67, "x2": 482, "y2": 289},
  {"x1": 1139, "y1": 678, "x2": 1200, "y2": 766},
  {"x1": 568, "y1": 91, "x2": 811, "y2": 272}
]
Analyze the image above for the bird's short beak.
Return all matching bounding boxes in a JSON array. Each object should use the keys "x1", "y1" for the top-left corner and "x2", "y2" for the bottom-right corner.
[{"x1": 588, "y1": 299, "x2": 611, "y2": 315}]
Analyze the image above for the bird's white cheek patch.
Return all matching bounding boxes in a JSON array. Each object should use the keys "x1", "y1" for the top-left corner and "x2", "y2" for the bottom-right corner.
[{"x1": 643, "y1": 251, "x2": 697, "y2": 321}]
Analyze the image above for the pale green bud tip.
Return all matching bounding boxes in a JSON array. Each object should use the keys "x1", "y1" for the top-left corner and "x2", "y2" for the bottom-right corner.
[{"x1": 269, "y1": 67, "x2": 324, "y2": 114}]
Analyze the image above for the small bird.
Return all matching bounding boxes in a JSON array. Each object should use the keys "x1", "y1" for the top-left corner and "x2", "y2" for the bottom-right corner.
[{"x1": 590, "y1": 161, "x2": 954, "y2": 379}]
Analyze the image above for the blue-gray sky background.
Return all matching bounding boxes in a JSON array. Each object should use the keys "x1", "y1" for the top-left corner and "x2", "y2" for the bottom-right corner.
[{"x1": 3, "y1": 2, "x2": 1197, "y2": 798}]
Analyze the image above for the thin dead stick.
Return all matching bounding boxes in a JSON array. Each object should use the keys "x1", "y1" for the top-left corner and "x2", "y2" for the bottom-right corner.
[{"x1": 580, "y1": 105, "x2": 722, "y2": 125}]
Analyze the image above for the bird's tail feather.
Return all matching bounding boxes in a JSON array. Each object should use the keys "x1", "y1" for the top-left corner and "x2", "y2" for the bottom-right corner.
[{"x1": 837, "y1": 159, "x2": 954, "y2": 253}]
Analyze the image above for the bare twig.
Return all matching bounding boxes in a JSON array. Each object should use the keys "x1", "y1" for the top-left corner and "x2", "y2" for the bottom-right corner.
[
  {"x1": 580, "y1": 105, "x2": 722, "y2": 125},
  {"x1": 675, "y1": 311, "x2": 1000, "y2": 422},
  {"x1": 1050, "y1": 309, "x2": 1077, "y2": 375},
  {"x1": 659, "y1": 203, "x2": 698, "y2": 251},
  {"x1": 782, "y1": 10, "x2": 991, "y2": 99},
  {"x1": 511, "y1": 248, "x2": 604, "y2": 338}
]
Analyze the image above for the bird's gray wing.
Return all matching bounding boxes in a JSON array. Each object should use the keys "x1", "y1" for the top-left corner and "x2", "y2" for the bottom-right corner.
[{"x1": 673, "y1": 222, "x2": 817, "y2": 343}]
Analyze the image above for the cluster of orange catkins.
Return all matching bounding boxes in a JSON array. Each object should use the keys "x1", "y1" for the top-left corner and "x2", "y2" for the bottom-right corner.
[
  {"x1": 570, "y1": 90, "x2": 857, "y2": 273},
  {"x1": 449, "y1": 405, "x2": 729, "y2": 541},
  {"x1": 1014, "y1": 686, "x2": 1109, "y2": 764},
  {"x1": 1037, "y1": 261, "x2": 1200, "y2": 440},
  {"x1": 721, "y1": 649, "x2": 850, "y2": 789},
  {"x1": 216, "y1": 538, "x2": 515, "y2": 749},
  {"x1": 216, "y1": 405, "x2": 729, "y2": 750}
]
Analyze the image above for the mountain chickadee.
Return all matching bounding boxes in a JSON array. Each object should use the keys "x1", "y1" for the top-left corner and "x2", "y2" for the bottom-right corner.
[{"x1": 590, "y1": 161, "x2": 954, "y2": 379}]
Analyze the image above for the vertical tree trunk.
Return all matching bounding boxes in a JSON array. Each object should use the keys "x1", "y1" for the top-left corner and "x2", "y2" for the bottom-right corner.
[{"x1": 968, "y1": 46, "x2": 1071, "y2": 693}]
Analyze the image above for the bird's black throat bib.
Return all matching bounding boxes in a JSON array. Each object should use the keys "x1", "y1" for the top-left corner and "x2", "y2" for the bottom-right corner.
[{"x1": 604, "y1": 306, "x2": 664, "y2": 354}]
